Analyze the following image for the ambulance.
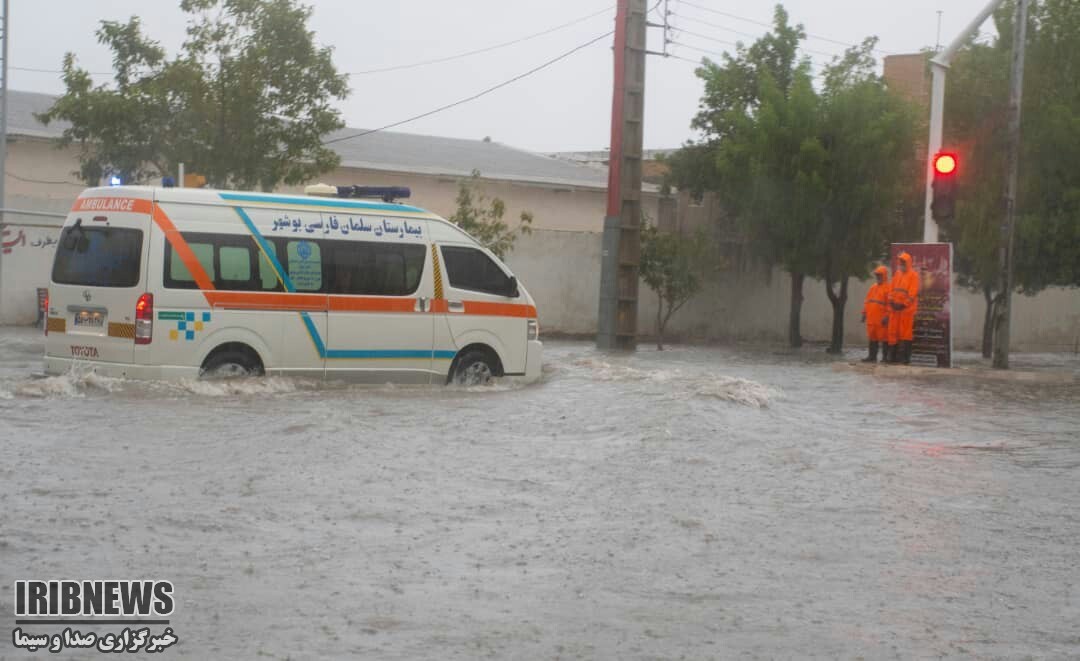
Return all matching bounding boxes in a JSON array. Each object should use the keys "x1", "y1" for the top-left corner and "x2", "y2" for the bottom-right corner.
[{"x1": 44, "y1": 185, "x2": 542, "y2": 385}]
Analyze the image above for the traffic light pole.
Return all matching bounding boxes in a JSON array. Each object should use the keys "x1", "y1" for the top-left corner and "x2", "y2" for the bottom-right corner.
[{"x1": 923, "y1": 0, "x2": 1005, "y2": 242}]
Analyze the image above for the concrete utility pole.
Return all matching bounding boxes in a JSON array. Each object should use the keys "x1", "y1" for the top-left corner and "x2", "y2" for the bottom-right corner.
[
  {"x1": 597, "y1": 0, "x2": 646, "y2": 351},
  {"x1": 924, "y1": 0, "x2": 1005, "y2": 243},
  {"x1": 992, "y1": 0, "x2": 1029, "y2": 370}
]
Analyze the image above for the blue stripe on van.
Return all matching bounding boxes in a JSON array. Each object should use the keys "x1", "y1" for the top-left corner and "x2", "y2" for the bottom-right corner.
[
  {"x1": 219, "y1": 192, "x2": 427, "y2": 214},
  {"x1": 325, "y1": 349, "x2": 457, "y2": 360},
  {"x1": 298, "y1": 312, "x2": 327, "y2": 356},
  {"x1": 298, "y1": 312, "x2": 454, "y2": 361}
]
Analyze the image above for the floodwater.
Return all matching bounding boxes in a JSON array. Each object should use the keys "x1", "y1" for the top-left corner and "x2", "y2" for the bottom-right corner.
[{"x1": 1, "y1": 326, "x2": 1078, "y2": 660}]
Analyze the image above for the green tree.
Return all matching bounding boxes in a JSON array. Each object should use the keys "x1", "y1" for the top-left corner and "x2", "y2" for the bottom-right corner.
[
  {"x1": 945, "y1": 0, "x2": 1080, "y2": 356},
  {"x1": 817, "y1": 38, "x2": 919, "y2": 353},
  {"x1": 670, "y1": 5, "x2": 824, "y2": 347},
  {"x1": 449, "y1": 170, "x2": 533, "y2": 259},
  {"x1": 943, "y1": 39, "x2": 1010, "y2": 357},
  {"x1": 722, "y1": 68, "x2": 826, "y2": 348},
  {"x1": 639, "y1": 223, "x2": 709, "y2": 350},
  {"x1": 38, "y1": 0, "x2": 348, "y2": 190}
]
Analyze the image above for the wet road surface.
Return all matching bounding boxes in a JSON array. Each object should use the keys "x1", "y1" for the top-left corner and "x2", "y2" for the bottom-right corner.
[{"x1": 1, "y1": 327, "x2": 1078, "y2": 659}]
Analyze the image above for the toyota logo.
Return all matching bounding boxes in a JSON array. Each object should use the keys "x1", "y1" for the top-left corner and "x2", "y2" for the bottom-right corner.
[{"x1": 82, "y1": 290, "x2": 92, "y2": 302}]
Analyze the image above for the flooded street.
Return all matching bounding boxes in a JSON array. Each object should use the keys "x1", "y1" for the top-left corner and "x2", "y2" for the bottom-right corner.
[{"x1": 1, "y1": 326, "x2": 1078, "y2": 659}]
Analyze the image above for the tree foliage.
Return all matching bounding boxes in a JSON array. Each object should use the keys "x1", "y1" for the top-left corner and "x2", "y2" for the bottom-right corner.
[
  {"x1": 817, "y1": 38, "x2": 918, "y2": 352},
  {"x1": 639, "y1": 223, "x2": 709, "y2": 350},
  {"x1": 449, "y1": 170, "x2": 533, "y2": 259},
  {"x1": 945, "y1": 0, "x2": 1080, "y2": 354},
  {"x1": 667, "y1": 5, "x2": 918, "y2": 350},
  {"x1": 673, "y1": 6, "x2": 823, "y2": 348},
  {"x1": 37, "y1": 0, "x2": 349, "y2": 190}
]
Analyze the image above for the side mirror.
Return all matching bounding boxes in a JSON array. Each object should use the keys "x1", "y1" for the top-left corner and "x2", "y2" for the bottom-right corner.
[{"x1": 505, "y1": 275, "x2": 519, "y2": 298}]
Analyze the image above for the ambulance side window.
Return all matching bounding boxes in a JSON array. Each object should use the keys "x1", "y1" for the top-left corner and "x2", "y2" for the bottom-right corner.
[
  {"x1": 219, "y1": 247, "x2": 251, "y2": 282},
  {"x1": 165, "y1": 241, "x2": 215, "y2": 288},
  {"x1": 164, "y1": 233, "x2": 278, "y2": 291},
  {"x1": 323, "y1": 240, "x2": 425, "y2": 296},
  {"x1": 441, "y1": 245, "x2": 514, "y2": 296}
]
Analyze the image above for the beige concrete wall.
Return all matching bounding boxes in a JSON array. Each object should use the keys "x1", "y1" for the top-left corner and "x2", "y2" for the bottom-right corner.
[
  {"x1": 4, "y1": 138, "x2": 87, "y2": 214},
  {"x1": 504, "y1": 229, "x2": 1080, "y2": 352}
]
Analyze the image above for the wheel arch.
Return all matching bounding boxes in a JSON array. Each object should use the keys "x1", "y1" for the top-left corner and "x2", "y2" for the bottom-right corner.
[
  {"x1": 446, "y1": 342, "x2": 505, "y2": 383},
  {"x1": 444, "y1": 329, "x2": 509, "y2": 374},
  {"x1": 195, "y1": 328, "x2": 272, "y2": 372}
]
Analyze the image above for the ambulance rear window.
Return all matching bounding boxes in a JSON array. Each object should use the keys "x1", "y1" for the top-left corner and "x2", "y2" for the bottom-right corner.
[{"x1": 51, "y1": 226, "x2": 143, "y2": 288}]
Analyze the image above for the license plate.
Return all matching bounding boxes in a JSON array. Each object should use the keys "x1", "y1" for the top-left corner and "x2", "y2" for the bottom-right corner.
[{"x1": 73, "y1": 309, "x2": 106, "y2": 328}]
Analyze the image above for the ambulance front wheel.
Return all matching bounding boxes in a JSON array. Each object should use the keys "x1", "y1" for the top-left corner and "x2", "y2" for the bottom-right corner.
[
  {"x1": 450, "y1": 350, "x2": 497, "y2": 386},
  {"x1": 200, "y1": 345, "x2": 264, "y2": 379}
]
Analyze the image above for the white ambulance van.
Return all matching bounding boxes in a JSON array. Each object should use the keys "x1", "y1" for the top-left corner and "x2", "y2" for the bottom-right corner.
[{"x1": 44, "y1": 185, "x2": 542, "y2": 385}]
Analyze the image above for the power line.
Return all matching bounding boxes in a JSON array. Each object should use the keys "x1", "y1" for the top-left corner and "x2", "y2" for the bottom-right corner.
[
  {"x1": 672, "y1": 13, "x2": 843, "y2": 59},
  {"x1": 670, "y1": 40, "x2": 827, "y2": 77},
  {"x1": 677, "y1": 0, "x2": 893, "y2": 55},
  {"x1": 324, "y1": 30, "x2": 614, "y2": 145},
  {"x1": 347, "y1": 4, "x2": 614, "y2": 75},
  {"x1": 10, "y1": 4, "x2": 615, "y2": 80},
  {"x1": 673, "y1": 27, "x2": 740, "y2": 50},
  {"x1": 11, "y1": 65, "x2": 112, "y2": 76},
  {"x1": 666, "y1": 52, "x2": 705, "y2": 65},
  {"x1": 669, "y1": 40, "x2": 732, "y2": 61},
  {"x1": 671, "y1": 11, "x2": 762, "y2": 43},
  {"x1": 5, "y1": 170, "x2": 83, "y2": 186}
]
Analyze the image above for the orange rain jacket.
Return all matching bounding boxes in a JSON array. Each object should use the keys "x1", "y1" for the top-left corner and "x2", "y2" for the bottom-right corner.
[
  {"x1": 863, "y1": 266, "x2": 891, "y2": 342},
  {"x1": 889, "y1": 253, "x2": 919, "y2": 313},
  {"x1": 888, "y1": 252, "x2": 919, "y2": 343}
]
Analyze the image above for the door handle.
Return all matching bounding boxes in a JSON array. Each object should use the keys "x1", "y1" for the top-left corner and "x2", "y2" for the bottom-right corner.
[
  {"x1": 415, "y1": 296, "x2": 428, "y2": 312},
  {"x1": 448, "y1": 300, "x2": 465, "y2": 313}
]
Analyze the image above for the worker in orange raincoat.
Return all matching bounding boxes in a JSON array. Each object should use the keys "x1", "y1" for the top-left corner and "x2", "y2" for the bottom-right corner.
[
  {"x1": 860, "y1": 265, "x2": 890, "y2": 363},
  {"x1": 886, "y1": 251, "x2": 919, "y2": 364}
]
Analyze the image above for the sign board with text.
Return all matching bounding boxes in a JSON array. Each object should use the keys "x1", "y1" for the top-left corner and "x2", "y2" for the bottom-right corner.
[{"x1": 891, "y1": 243, "x2": 952, "y2": 368}]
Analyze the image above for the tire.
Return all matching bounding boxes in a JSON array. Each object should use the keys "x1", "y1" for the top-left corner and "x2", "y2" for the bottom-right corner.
[
  {"x1": 451, "y1": 350, "x2": 495, "y2": 386},
  {"x1": 200, "y1": 350, "x2": 262, "y2": 379}
]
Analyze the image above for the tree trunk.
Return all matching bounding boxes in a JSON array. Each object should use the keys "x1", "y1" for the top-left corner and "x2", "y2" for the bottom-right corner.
[
  {"x1": 825, "y1": 274, "x2": 848, "y2": 354},
  {"x1": 981, "y1": 285, "x2": 995, "y2": 358},
  {"x1": 656, "y1": 293, "x2": 664, "y2": 351},
  {"x1": 789, "y1": 271, "x2": 804, "y2": 348}
]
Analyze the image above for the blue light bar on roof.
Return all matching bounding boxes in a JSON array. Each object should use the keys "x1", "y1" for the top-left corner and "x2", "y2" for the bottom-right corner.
[{"x1": 337, "y1": 186, "x2": 411, "y2": 203}]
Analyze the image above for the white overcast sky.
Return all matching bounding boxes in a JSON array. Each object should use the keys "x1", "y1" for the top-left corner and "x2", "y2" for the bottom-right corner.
[{"x1": 8, "y1": 0, "x2": 998, "y2": 153}]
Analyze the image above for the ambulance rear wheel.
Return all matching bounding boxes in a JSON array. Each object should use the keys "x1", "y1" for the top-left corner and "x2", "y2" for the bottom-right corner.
[
  {"x1": 200, "y1": 348, "x2": 263, "y2": 379},
  {"x1": 451, "y1": 350, "x2": 495, "y2": 386}
]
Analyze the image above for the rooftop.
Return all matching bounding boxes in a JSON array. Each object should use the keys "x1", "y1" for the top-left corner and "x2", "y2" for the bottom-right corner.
[{"x1": 6, "y1": 89, "x2": 612, "y2": 190}]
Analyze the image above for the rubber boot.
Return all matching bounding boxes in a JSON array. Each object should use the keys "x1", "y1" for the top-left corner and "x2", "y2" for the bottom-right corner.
[
  {"x1": 861, "y1": 341, "x2": 879, "y2": 363},
  {"x1": 901, "y1": 340, "x2": 912, "y2": 365},
  {"x1": 883, "y1": 344, "x2": 896, "y2": 364}
]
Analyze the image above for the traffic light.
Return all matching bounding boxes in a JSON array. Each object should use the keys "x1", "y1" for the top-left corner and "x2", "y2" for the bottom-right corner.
[{"x1": 930, "y1": 152, "x2": 958, "y2": 222}]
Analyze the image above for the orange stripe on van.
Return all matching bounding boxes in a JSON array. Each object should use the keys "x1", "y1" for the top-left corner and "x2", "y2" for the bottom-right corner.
[
  {"x1": 204, "y1": 291, "x2": 325, "y2": 311},
  {"x1": 462, "y1": 301, "x2": 537, "y2": 318},
  {"x1": 329, "y1": 296, "x2": 417, "y2": 313},
  {"x1": 201, "y1": 291, "x2": 533, "y2": 317},
  {"x1": 151, "y1": 205, "x2": 216, "y2": 293}
]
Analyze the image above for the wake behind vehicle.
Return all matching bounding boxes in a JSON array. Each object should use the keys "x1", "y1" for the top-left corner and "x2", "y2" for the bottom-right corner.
[{"x1": 44, "y1": 185, "x2": 542, "y2": 385}]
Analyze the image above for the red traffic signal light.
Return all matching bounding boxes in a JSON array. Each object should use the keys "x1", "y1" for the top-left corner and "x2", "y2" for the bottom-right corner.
[
  {"x1": 933, "y1": 152, "x2": 957, "y2": 176},
  {"x1": 931, "y1": 151, "x2": 958, "y2": 222}
]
